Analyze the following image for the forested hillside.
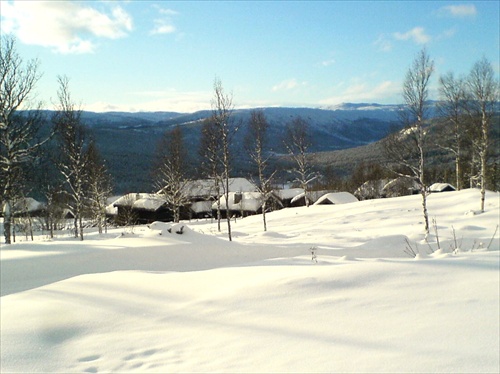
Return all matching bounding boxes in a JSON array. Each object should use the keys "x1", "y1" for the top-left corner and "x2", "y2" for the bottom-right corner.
[{"x1": 35, "y1": 105, "x2": 404, "y2": 193}]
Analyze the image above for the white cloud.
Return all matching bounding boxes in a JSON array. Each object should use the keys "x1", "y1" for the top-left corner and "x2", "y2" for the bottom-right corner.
[
  {"x1": 436, "y1": 27, "x2": 457, "y2": 41},
  {"x1": 151, "y1": 23, "x2": 176, "y2": 35},
  {"x1": 439, "y1": 4, "x2": 477, "y2": 18},
  {"x1": 150, "y1": 6, "x2": 178, "y2": 35},
  {"x1": 374, "y1": 35, "x2": 393, "y2": 52},
  {"x1": 0, "y1": 1, "x2": 132, "y2": 54},
  {"x1": 158, "y1": 8, "x2": 179, "y2": 16},
  {"x1": 272, "y1": 78, "x2": 307, "y2": 92},
  {"x1": 394, "y1": 27, "x2": 431, "y2": 45},
  {"x1": 319, "y1": 80, "x2": 400, "y2": 106},
  {"x1": 320, "y1": 59, "x2": 336, "y2": 67},
  {"x1": 84, "y1": 89, "x2": 212, "y2": 113}
]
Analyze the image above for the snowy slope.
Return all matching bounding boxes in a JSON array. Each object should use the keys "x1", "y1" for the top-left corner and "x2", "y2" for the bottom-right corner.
[{"x1": 1, "y1": 189, "x2": 499, "y2": 373}]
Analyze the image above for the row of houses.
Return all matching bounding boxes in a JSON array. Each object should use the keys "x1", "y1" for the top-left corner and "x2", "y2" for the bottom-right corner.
[
  {"x1": 110, "y1": 177, "x2": 360, "y2": 225},
  {"x1": 1, "y1": 178, "x2": 456, "y2": 225},
  {"x1": 354, "y1": 178, "x2": 456, "y2": 200}
]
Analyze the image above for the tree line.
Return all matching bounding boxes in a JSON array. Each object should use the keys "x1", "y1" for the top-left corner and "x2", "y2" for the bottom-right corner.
[
  {"x1": 383, "y1": 48, "x2": 498, "y2": 235},
  {"x1": 1, "y1": 36, "x2": 498, "y2": 244},
  {"x1": 153, "y1": 77, "x2": 315, "y2": 241},
  {"x1": 1, "y1": 37, "x2": 112, "y2": 244}
]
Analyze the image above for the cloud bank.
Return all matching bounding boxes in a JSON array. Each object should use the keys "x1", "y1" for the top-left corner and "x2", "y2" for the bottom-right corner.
[
  {"x1": 0, "y1": 1, "x2": 133, "y2": 54},
  {"x1": 394, "y1": 27, "x2": 431, "y2": 45},
  {"x1": 150, "y1": 7, "x2": 178, "y2": 35},
  {"x1": 439, "y1": 4, "x2": 477, "y2": 18},
  {"x1": 319, "y1": 80, "x2": 400, "y2": 106},
  {"x1": 272, "y1": 78, "x2": 307, "y2": 92}
]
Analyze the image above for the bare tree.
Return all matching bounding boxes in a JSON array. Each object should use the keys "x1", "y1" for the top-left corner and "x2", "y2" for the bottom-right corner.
[
  {"x1": 32, "y1": 145, "x2": 65, "y2": 238},
  {"x1": 42, "y1": 187, "x2": 66, "y2": 239},
  {"x1": 211, "y1": 77, "x2": 237, "y2": 241},
  {"x1": 154, "y1": 125, "x2": 190, "y2": 223},
  {"x1": 86, "y1": 140, "x2": 113, "y2": 233},
  {"x1": 384, "y1": 48, "x2": 434, "y2": 234},
  {"x1": 438, "y1": 72, "x2": 469, "y2": 190},
  {"x1": 0, "y1": 35, "x2": 50, "y2": 244},
  {"x1": 53, "y1": 76, "x2": 89, "y2": 240},
  {"x1": 199, "y1": 116, "x2": 223, "y2": 230},
  {"x1": 284, "y1": 116, "x2": 315, "y2": 207},
  {"x1": 466, "y1": 57, "x2": 499, "y2": 212},
  {"x1": 245, "y1": 109, "x2": 275, "y2": 231}
]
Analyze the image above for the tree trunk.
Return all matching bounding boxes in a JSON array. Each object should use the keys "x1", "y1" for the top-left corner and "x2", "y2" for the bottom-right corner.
[
  {"x1": 262, "y1": 200, "x2": 267, "y2": 232},
  {"x1": 455, "y1": 153, "x2": 461, "y2": 191},
  {"x1": 225, "y1": 177, "x2": 232, "y2": 241},
  {"x1": 480, "y1": 113, "x2": 488, "y2": 212},
  {"x1": 3, "y1": 201, "x2": 12, "y2": 245},
  {"x1": 73, "y1": 215, "x2": 78, "y2": 238},
  {"x1": 79, "y1": 215, "x2": 84, "y2": 241},
  {"x1": 480, "y1": 149, "x2": 486, "y2": 212},
  {"x1": 421, "y1": 188, "x2": 429, "y2": 235},
  {"x1": 28, "y1": 215, "x2": 34, "y2": 241},
  {"x1": 50, "y1": 214, "x2": 54, "y2": 239},
  {"x1": 12, "y1": 216, "x2": 16, "y2": 243},
  {"x1": 97, "y1": 209, "x2": 103, "y2": 234},
  {"x1": 216, "y1": 185, "x2": 222, "y2": 232},
  {"x1": 174, "y1": 206, "x2": 180, "y2": 223}
]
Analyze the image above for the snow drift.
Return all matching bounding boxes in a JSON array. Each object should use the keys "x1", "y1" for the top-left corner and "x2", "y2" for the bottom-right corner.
[{"x1": 1, "y1": 189, "x2": 499, "y2": 373}]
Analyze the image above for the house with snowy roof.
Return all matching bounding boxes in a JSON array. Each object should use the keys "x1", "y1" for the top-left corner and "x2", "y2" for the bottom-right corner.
[
  {"x1": 111, "y1": 178, "x2": 260, "y2": 224},
  {"x1": 313, "y1": 192, "x2": 359, "y2": 205},
  {"x1": 213, "y1": 191, "x2": 283, "y2": 218},
  {"x1": 274, "y1": 188, "x2": 304, "y2": 207},
  {"x1": 382, "y1": 177, "x2": 420, "y2": 198},
  {"x1": 10, "y1": 197, "x2": 46, "y2": 217},
  {"x1": 180, "y1": 177, "x2": 258, "y2": 199},
  {"x1": 288, "y1": 190, "x2": 336, "y2": 207},
  {"x1": 112, "y1": 193, "x2": 172, "y2": 224},
  {"x1": 179, "y1": 177, "x2": 259, "y2": 218},
  {"x1": 429, "y1": 183, "x2": 456, "y2": 193}
]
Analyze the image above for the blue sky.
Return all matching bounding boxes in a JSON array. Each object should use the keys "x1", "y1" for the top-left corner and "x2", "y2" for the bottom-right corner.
[{"x1": 1, "y1": 0, "x2": 499, "y2": 112}]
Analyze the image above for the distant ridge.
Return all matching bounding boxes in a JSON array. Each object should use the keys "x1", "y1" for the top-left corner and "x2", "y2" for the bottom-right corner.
[{"x1": 30, "y1": 103, "x2": 442, "y2": 192}]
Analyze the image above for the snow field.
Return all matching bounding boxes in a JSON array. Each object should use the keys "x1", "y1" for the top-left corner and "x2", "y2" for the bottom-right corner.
[{"x1": 1, "y1": 188, "x2": 499, "y2": 373}]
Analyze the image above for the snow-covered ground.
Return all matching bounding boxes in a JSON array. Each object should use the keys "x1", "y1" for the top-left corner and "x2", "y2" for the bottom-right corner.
[{"x1": 1, "y1": 188, "x2": 499, "y2": 373}]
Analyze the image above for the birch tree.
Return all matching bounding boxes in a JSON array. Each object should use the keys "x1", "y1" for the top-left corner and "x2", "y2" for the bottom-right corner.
[
  {"x1": 466, "y1": 57, "x2": 499, "y2": 212},
  {"x1": 86, "y1": 140, "x2": 113, "y2": 233},
  {"x1": 53, "y1": 76, "x2": 89, "y2": 240},
  {"x1": 384, "y1": 48, "x2": 434, "y2": 234},
  {"x1": 0, "y1": 35, "x2": 48, "y2": 244},
  {"x1": 284, "y1": 116, "x2": 315, "y2": 207},
  {"x1": 199, "y1": 116, "x2": 223, "y2": 230},
  {"x1": 155, "y1": 125, "x2": 190, "y2": 223},
  {"x1": 31, "y1": 143, "x2": 65, "y2": 238},
  {"x1": 437, "y1": 72, "x2": 468, "y2": 190},
  {"x1": 211, "y1": 77, "x2": 236, "y2": 241},
  {"x1": 245, "y1": 109, "x2": 275, "y2": 231}
]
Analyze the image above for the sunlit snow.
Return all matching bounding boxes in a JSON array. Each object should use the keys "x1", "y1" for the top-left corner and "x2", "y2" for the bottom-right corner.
[{"x1": 1, "y1": 189, "x2": 499, "y2": 373}]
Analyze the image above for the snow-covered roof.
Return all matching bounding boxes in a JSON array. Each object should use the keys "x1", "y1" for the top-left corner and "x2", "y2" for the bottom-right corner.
[
  {"x1": 133, "y1": 196, "x2": 165, "y2": 211},
  {"x1": 289, "y1": 190, "x2": 334, "y2": 205},
  {"x1": 113, "y1": 193, "x2": 166, "y2": 211},
  {"x1": 382, "y1": 178, "x2": 420, "y2": 193},
  {"x1": 313, "y1": 192, "x2": 359, "y2": 205},
  {"x1": 113, "y1": 193, "x2": 144, "y2": 207},
  {"x1": 214, "y1": 192, "x2": 264, "y2": 212},
  {"x1": 429, "y1": 183, "x2": 456, "y2": 192},
  {"x1": 105, "y1": 204, "x2": 118, "y2": 216},
  {"x1": 179, "y1": 178, "x2": 258, "y2": 198},
  {"x1": 12, "y1": 198, "x2": 45, "y2": 213},
  {"x1": 274, "y1": 188, "x2": 304, "y2": 200},
  {"x1": 190, "y1": 200, "x2": 213, "y2": 214}
]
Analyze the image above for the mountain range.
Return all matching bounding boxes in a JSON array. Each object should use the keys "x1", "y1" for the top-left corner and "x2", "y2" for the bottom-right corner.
[
  {"x1": 36, "y1": 102, "x2": 447, "y2": 193},
  {"x1": 78, "y1": 103, "x2": 408, "y2": 192}
]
